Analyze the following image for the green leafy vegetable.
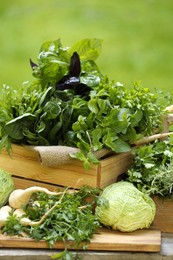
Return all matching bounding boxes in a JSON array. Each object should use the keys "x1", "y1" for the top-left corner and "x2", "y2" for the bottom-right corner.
[
  {"x1": 0, "y1": 169, "x2": 14, "y2": 207},
  {"x1": 4, "y1": 113, "x2": 36, "y2": 140},
  {"x1": 95, "y1": 181, "x2": 156, "y2": 232},
  {"x1": 3, "y1": 186, "x2": 101, "y2": 259},
  {"x1": 69, "y1": 38, "x2": 103, "y2": 60},
  {"x1": 126, "y1": 138, "x2": 173, "y2": 198},
  {"x1": 0, "y1": 38, "x2": 165, "y2": 168}
]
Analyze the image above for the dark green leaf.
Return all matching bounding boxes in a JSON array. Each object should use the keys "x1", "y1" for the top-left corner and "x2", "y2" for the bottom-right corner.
[{"x1": 4, "y1": 113, "x2": 36, "y2": 140}]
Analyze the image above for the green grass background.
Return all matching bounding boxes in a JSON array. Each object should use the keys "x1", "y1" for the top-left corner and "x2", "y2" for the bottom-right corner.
[{"x1": 1, "y1": 0, "x2": 173, "y2": 95}]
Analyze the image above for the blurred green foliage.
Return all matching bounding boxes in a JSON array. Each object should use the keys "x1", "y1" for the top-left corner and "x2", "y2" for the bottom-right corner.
[{"x1": 0, "y1": 0, "x2": 173, "y2": 94}]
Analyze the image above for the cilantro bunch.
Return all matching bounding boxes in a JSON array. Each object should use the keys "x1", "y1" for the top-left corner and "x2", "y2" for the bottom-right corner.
[
  {"x1": 0, "y1": 38, "x2": 164, "y2": 168},
  {"x1": 126, "y1": 139, "x2": 173, "y2": 198}
]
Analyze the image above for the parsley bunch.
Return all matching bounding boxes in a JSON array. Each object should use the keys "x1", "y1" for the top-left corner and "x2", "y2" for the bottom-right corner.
[
  {"x1": 3, "y1": 186, "x2": 101, "y2": 259},
  {"x1": 126, "y1": 139, "x2": 173, "y2": 198}
]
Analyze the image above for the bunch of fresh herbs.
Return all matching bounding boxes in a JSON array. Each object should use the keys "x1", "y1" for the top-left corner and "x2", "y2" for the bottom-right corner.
[
  {"x1": 2, "y1": 186, "x2": 101, "y2": 260},
  {"x1": 0, "y1": 38, "x2": 165, "y2": 169},
  {"x1": 126, "y1": 138, "x2": 173, "y2": 198}
]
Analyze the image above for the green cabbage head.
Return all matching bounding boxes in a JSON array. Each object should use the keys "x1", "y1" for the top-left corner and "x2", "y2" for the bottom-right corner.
[
  {"x1": 95, "y1": 181, "x2": 156, "y2": 232},
  {"x1": 0, "y1": 169, "x2": 14, "y2": 208}
]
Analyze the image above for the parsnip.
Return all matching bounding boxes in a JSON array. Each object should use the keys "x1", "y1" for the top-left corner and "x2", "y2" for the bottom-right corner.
[
  {"x1": 165, "y1": 105, "x2": 173, "y2": 112},
  {"x1": 0, "y1": 205, "x2": 13, "y2": 228},
  {"x1": 133, "y1": 132, "x2": 173, "y2": 146},
  {"x1": 14, "y1": 208, "x2": 32, "y2": 226},
  {"x1": 9, "y1": 186, "x2": 63, "y2": 209},
  {"x1": 13, "y1": 188, "x2": 67, "y2": 226}
]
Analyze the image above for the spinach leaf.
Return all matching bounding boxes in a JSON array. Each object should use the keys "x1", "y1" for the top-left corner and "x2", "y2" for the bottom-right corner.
[{"x1": 4, "y1": 113, "x2": 36, "y2": 140}]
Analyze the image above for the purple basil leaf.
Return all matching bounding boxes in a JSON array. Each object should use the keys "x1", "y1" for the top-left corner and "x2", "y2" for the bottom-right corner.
[{"x1": 69, "y1": 52, "x2": 81, "y2": 76}]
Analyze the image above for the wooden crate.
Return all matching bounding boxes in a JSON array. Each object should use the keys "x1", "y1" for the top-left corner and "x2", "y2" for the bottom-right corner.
[
  {"x1": 0, "y1": 144, "x2": 134, "y2": 190},
  {"x1": 0, "y1": 134, "x2": 172, "y2": 234},
  {"x1": 151, "y1": 196, "x2": 173, "y2": 233},
  {"x1": 146, "y1": 113, "x2": 173, "y2": 233}
]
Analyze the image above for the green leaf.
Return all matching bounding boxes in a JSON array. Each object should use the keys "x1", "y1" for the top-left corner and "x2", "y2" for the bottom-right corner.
[
  {"x1": 39, "y1": 86, "x2": 55, "y2": 107},
  {"x1": 40, "y1": 61, "x2": 68, "y2": 83},
  {"x1": 126, "y1": 139, "x2": 173, "y2": 197},
  {"x1": 4, "y1": 113, "x2": 36, "y2": 140},
  {"x1": 104, "y1": 108, "x2": 129, "y2": 134},
  {"x1": 87, "y1": 151, "x2": 99, "y2": 165},
  {"x1": 91, "y1": 128, "x2": 103, "y2": 151},
  {"x1": 69, "y1": 38, "x2": 103, "y2": 60},
  {"x1": 72, "y1": 116, "x2": 88, "y2": 131},
  {"x1": 0, "y1": 135, "x2": 11, "y2": 154},
  {"x1": 144, "y1": 163, "x2": 155, "y2": 169},
  {"x1": 39, "y1": 39, "x2": 70, "y2": 63},
  {"x1": 80, "y1": 73, "x2": 100, "y2": 87},
  {"x1": 51, "y1": 251, "x2": 65, "y2": 259},
  {"x1": 121, "y1": 126, "x2": 137, "y2": 143},
  {"x1": 88, "y1": 99, "x2": 99, "y2": 114},
  {"x1": 76, "y1": 132, "x2": 90, "y2": 152},
  {"x1": 97, "y1": 98, "x2": 110, "y2": 114},
  {"x1": 70, "y1": 151, "x2": 86, "y2": 161},
  {"x1": 36, "y1": 121, "x2": 46, "y2": 134},
  {"x1": 83, "y1": 160, "x2": 92, "y2": 170},
  {"x1": 104, "y1": 132, "x2": 131, "y2": 153},
  {"x1": 48, "y1": 121, "x2": 62, "y2": 144},
  {"x1": 130, "y1": 109, "x2": 143, "y2": 127},
  {"x1": 41, "y1": 100, "x2": 61, "y2": 120},
  {"x1": 39, "y1": 38, "x2": 62, "y2": 53}
]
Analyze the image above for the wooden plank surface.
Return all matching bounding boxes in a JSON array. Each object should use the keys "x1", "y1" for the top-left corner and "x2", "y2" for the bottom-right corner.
[
  {"x1": 12, "y1": 176, "x2": 63, "y2": 191},
  {"x1": 0, "y1": 228, "x2": 161, "y2": 252},
  {"x1": 151, "y1": 196, "x2": 173, "y2": 233}
]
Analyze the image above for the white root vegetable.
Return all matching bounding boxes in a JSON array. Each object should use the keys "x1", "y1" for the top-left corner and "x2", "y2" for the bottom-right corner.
[
  {"x1": 13, "y1": 188, "x2": 67, "y2": 226},
  {"x1": 14, "y1": 209, "x2": 32, "y2": 226},
  {"x1": 133, "y1": 132, "x2": 173, "y2": 146},
  {"x1": 0, "y1": 205, "x2": 13, "y2": 228},
  {"x1": 9, "y1": 186, "x2": 63, "y2": 209},
  {"x1": 165, "y1": 105, "x2": 173, "y2": 112}
]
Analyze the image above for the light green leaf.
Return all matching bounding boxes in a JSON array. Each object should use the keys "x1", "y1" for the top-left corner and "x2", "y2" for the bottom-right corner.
[
  {"x1": 69, "y1": 38, "x2": 103, "y2": 60},
  {"x1": 88, "y1": 99, "x2": 99, "y2": 114},
  {"x1": 104, "y1": 134, "x2": 131, "y2": 153},
  {"x1": 144, "y1": 163, "x2": 155, "y2": 169}
]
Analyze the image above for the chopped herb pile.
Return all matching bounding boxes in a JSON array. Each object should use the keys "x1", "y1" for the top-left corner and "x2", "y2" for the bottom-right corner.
[
  {"x1": 0, "y1": 38, "x2": 165, "y2": 168},
  {"x1": 126, "y1": 138, "x2": 173, "y2": 198}
]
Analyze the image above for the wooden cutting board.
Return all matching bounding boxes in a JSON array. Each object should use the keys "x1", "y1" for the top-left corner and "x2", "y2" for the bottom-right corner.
[{"x1": 0, "y1": 228, "x2": 161, "y2": 252}]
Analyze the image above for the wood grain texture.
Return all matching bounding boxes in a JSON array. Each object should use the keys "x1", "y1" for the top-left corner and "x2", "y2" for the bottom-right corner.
[
  {"x1": 151, "y1": 196, "x2": 173, "y2": 233},
  {"x1": 0, "y1": 228, "x2": 161, "y2": 252},
  {"x1": 0, "y1": 144, "x2": 134, "y2": 189}
]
